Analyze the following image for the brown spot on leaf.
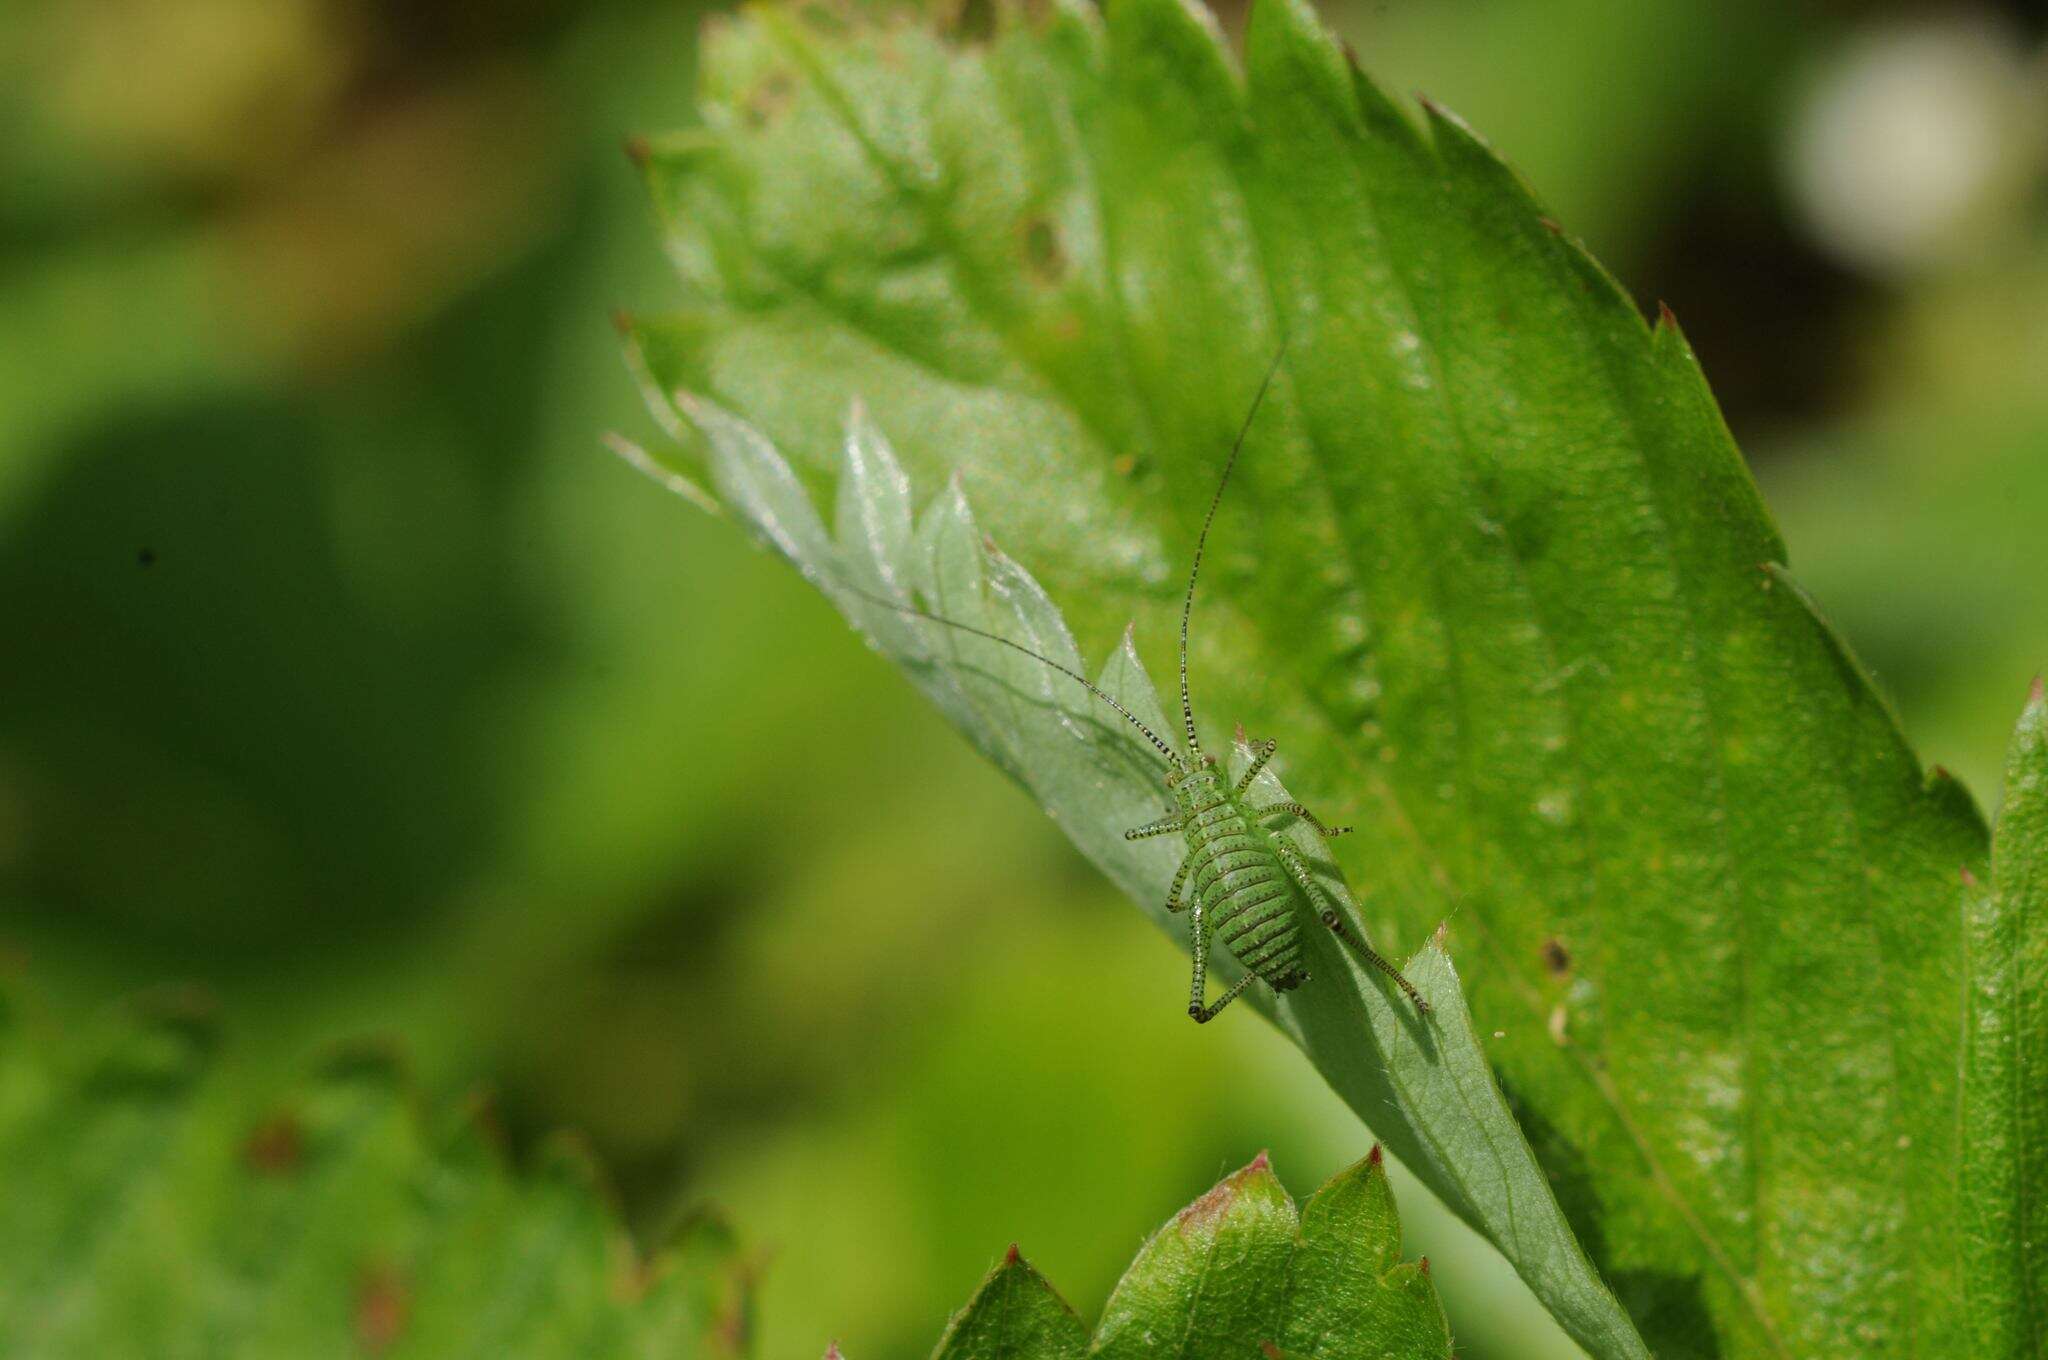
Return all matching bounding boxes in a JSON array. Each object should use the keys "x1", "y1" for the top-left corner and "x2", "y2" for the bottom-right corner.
[
  {"x1": 1179, "y1": 1179, "x2": 1233, "y2": 1230},
  {"x1": 1540, "y1": 938, "x2": 1570, "y2": 977},
  {"x1": 744, "y1": 71, "x2": 797, "y2": 129},
  {"x1": 1018, "y1": 214, "x2": 1066, "y2": 286},
  {"x1": 243, "y1": 1113, "x2": 303, "y2": 1176},
  {"x1": 355, "y1": 1265, "x2": 409, "y2": 1353},
  {"x1": 623, "y1": 135, "x2": 651, "y2": 167},
  {"x1": 1261, "y1": 1342, "x2": 1285, "y2": 1360},
  {"x1": 945, "y1": 0, "x2": 998, "y2": 43},
  {"x1": 1961, "y1": 865, "x2": 1981, "y2": 888},
  {"x1": 1177, "y1": 1152, "x2": 1272, "y2": 1232}
]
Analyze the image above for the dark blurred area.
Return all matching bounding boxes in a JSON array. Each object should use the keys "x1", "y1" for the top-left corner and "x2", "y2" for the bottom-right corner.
[{"x1": 2, "y1": 0, "x2": 2043, "y2": 1354}]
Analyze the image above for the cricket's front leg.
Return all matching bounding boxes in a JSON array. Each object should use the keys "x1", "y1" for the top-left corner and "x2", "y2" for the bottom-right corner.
[
  {"x1": 1231, "y1": 736, "x2": 1278, "y2": 795},
  {"x1": 1255, "y1": 801, "x2": 1352, "y2": 838}
]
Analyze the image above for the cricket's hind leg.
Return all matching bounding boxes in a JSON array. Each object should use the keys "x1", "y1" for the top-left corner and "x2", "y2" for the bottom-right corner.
[
  {"x1": 1189, "y1": 970, "x2": 1256, "y2": 1024},
  {"x1": 1272, "y1": 841, "x2": 1430, "y2": 1016},
  {"x1": 1185, "y1": 895, "x2": 1255, "y2": 1023}
]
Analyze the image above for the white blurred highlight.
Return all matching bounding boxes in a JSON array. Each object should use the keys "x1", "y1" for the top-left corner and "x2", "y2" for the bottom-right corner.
[{"x1": 1786, "y1": 17, "x2": 2044, "y2": 276}]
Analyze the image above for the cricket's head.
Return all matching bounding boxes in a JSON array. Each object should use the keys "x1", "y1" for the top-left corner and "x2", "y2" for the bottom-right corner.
[{"x1": 1164, "y1": 751, "x2": 1219, "y2": 799}]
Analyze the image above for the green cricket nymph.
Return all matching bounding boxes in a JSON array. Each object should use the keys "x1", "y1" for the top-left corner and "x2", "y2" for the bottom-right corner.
[{"x1": 846, "y1": 344, "x2": 1429, "y2": 1023}]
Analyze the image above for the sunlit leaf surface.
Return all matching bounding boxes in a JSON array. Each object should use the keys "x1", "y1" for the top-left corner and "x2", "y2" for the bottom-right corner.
[{"x1": 622, "y1": 0, "x2": 2015, "y2": 1352}]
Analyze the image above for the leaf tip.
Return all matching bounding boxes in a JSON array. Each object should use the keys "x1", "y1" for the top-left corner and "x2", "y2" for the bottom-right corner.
[
  {"x1": 623, "y1": 134, "x2": 652, "y2": 167},
  {"x1": 1656, "y1": 299, "x2": 1678, "y2": 330},
  {"x1": 1418, "y1": 1254, "x2": 1432, "y2": 1276},
  {"x1": 823, "y1": 1341, "x2": 845, "y2": 1360},
  {"x1": 1003, "y1": 1242, "x2": 1022, "y2": 1266},
  {"x1": 1366, "y1": 1142, "x2": 1384, "y2": 1168},
  {"x1": 1248, "y1": 1147, "x2": 1272, "y2": 1172},
  {"x1": 2030, "y1": 673, "x2": 2045, "y2": 708}
]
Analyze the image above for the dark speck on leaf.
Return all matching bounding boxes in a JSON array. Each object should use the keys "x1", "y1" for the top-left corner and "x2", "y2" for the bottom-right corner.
[
  {"x1": 137, "y1": 547, "x2": 156, "y2": 568},
  {"x1": 243, "y1": 1112, "x2": 303, "y2": 1175},
  {"x1": 744, "y1": 70, "x2": 797, "y2": 129},
  {"x1": 1019, "y1": 214, "x2": 1066, "y2": 286},
  {"x1": 1540, "y1": 937, "x2": 1570, "y2": 976},
  {"x1": 355, "y1": 1266, "x2": 409, "y2": 1352}
]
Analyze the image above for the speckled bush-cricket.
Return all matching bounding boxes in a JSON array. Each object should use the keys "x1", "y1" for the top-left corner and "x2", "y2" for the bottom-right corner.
[{"x1": 847, "y1": 349, "x2": 1430, "y2": 1023}]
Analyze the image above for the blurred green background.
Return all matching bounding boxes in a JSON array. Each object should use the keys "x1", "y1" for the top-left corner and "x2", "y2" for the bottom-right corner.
[{"x1": 3, "y1": 0, "x2": 2045, "y2": 1354}]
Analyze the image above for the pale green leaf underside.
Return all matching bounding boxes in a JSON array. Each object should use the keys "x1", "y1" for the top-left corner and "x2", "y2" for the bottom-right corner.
[
  {"x1": 0, "y1": 996, "x2": 752, "y2": 1359},
  {"x1": 1960, "y1": 683, "x2": 2048, "y2": 1356},
  {"x1": 861, "y1": 1150, "x2": 1446, "y2": 1360},
  {"x1": 655, "y1": 393, "x2": 1644, "y2": 1360},
  {"x1": 622, "y1": 0, "x2": 2007, "y2": 1354}
]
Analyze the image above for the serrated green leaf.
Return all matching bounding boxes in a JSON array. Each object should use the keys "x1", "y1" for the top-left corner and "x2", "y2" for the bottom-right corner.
[
  {"x1": 890, "y1": 1152, "x2": 1446, "y2": 1360},
  {"x1": 647, "y1": 385, "x2": 1638, "y2": 1360},
  {"x1": 1281, "y1": 1151, "x2": 1450, "y2": 1360},
  {"x1": 1960, "y1": 680, "x2": 2048, "y2": 1356},
  {"x1": 620, "y1": 0, "x2": 2009, "y2": 1354},
  {"x1": 0, "y1": 994, "x2": 753, "y2": 1358},
  {"x1": 1092, "y1": 1154, "x2": 1299, "y2": 1360},
  {"x1": 931, "y1": 1250, "x2": 1089, "y2": 1360}
]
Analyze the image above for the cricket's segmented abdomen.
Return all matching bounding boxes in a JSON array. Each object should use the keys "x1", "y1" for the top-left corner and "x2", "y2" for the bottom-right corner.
[{"x1": 1182, "y1": 791, "x2": 1306, "y2": 986}]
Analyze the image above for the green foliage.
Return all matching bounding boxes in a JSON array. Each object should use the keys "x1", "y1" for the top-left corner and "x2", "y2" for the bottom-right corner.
[
  {"x1": 836, "y1": 1151, "x2": 1448, "y2": 1360},
  {"x1": 1960, "y1": 680, "x2": 2048, "y2": 1355},
  {"x1": 620, "y1": 0, "x2": 2035, "y2": 1354},
  {"x1": 0, "y1": 991, "x2": 753, "y2": 1358},
  {"x1": 652, "y1": 393, "x2": 1642, "y2": 1357}
]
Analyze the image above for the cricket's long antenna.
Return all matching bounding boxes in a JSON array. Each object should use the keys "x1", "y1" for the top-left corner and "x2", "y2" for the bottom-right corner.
[
  {"x1": 1180, "y1": 341, "x2": 1288, "y2": 757},
  {"x1": 832, "y1": 576, "x2": 1183, "y2": 768}
]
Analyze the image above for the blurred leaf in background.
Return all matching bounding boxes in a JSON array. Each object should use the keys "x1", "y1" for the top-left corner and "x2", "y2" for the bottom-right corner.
[{"x1": 1, "y1": 0, "x2": 2045, "y2": 1356}]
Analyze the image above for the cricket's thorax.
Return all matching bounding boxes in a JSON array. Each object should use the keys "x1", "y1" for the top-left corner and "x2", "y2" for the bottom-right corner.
[{"x1": 1169, "y1": 768, "x2": 1307, "y2": 991}]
